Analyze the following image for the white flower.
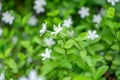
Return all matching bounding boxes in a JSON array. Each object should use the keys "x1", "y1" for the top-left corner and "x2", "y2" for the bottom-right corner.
[
  {"x1": 27, "y1": 57, "x2": 32, "y2": 63},
  {"x1": 2, "y1": 11, "x2": 15, "y2": 25},
  {"x1": 78, "y1": 7, "x2": 90, "y2": 18},
  {"x1": 107, "y1": 0, "x2": 119, "y2": 6},
  {"x1": 0, "y1": 72, "x2": 5, "y2": 80},
  {"x1": 44, "y1": 37, "x2": 55, "y2": 47},
  {"x1": 92, "y1": 14, "x2": 102, "y2": 24},
  {"x1": 0, "y1": 2, "x2": 2, "y2": 11},
  {"x1": 33, "y1": 5, "x2": 45, "y2": 14},
  {"x1": 41, "y1": 48, "x2": 51, "y2": 60},
  {"x1": 12, "y1": 36, "x2": 18, "y2": 44},
  {"x1": 39, "y1": 23, "x2": 47, "y2": 36},
  {"x1": 88, "y1": 30, "x2": 99, "y2": 40},
  {"x1": 19, "y1": 77, "x2": 28, "y2": 80},
  {"x1": 19, "y1": 69, "x2": 44, "y2": 80},
  {"x1": 34, "y1": 0, "x2": 46, "y2": 6},
  {"x1": 63, "y1": 17, "x2": 73, "y2": 28},
  {"x1": 51, "y1": 24, "x2": 62, "y2": 35},
  {"x1": 0, "y1": 27, "x2": 3, "y2": 36},
  {"x1": 33, "y1": 0, "x2": 46, "y2": 14},
  {"x1": 27, "y1": 16, "x2": 38, "y2": 26}
]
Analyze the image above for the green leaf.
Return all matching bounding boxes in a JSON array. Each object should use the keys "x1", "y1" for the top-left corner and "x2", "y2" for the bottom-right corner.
[
  {"x1": 47, "y1": 10, "x2": 59, "y2": 17},
  {"x1": 5, "y1": 58, "x2": 18, "y2": 73},
  {"x1": 111, "y1": 44, "x2": 119, "y2": 50},
  {"x1": 41, "y1": 61, "x2": 58, "y2": 75},
  {"x1": 75, "y1": 58, "x2": 87, "y2": 70},
  {"x1": 80, "y1": 50, "x2": 87, "y2": 61},
  {"x1": 87, "y1": 56, "x2": 94, "y2": 68},
  {"x1": 21, "y1": 40, "x2": 30, "y2": 48},
  {"x1": 5, "y1": 47, "x2": 12, "y2": 57},
  {"x1": 17, "y1": 53, "x2": 26, "y2": 61},
  {"x1": 87, "y1": 56, "x2": 95, "y2": 73},
  {"x1": 73, "y1": 76, "x2": 92, "y2": 80},
  {"x1": 117, "y1": 31, "x2": 120, "y2": 40},
  {"x1": 91, "y1": 43, "x2": 105, "y2": 51},
  {"x1": 64, "y1": 39, "x2": 74, "y2": 49},
  {"x1": 54, "y1": 47, "x2": 65, "y2": 54},
  {"x1": 78, "y1": 32, "x2": 88, "y2": 41},
  {"x1": 112, "y1": 59, "x2": 120, "y2": 66},
  {"x1": 63, "y1": 77, "x2": 71, "y2": 80},
  {"x1": 94, "y1": 66, "x2": 108, "y2": 80},
  {"x1": 59, "y1": 59, "x2": 72, "y2": 69},
  {"x1": 106, "y1": 7, "x2": 115, "y2": 18}
]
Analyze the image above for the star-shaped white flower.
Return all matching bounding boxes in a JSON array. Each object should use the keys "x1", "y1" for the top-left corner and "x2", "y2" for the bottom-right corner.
[
  {"x1": 51, "y1": 24, "x2": 62, "y2": 35},
  {"x1": 0, "y1": 72, "x2": 5, "y2": 80},
  {"x1": 33, "y1": 0, "x2": 46, "y2": 14},
  {"x1": 2, "y1": 11, "x2": 15, "y2": 25},
  {"x1": 41, "y1": 48, "x2": 51, "y2": 60},
  {"x1": 39, "y1": 23, "x2": 47, "y2": 36},
  {"x1": 44, "y1": 37, "x2": 55, "y2": 47},
  {"x1": 78, "y1": 7, "x2": 90, "y2": 18},
  {"x1": 0, "y1": 27, "x2": 3, "y2": 36},
  {"x1": 92, "y1": 14, "x2": 102, "y2": 24},
  {"x1": 88, "y1": 30, "x2": 99, "y2": 40},
  {"x1": 63, "y1": 17, "x2": 73, "y2": 28},
  {"x1": 27, "y1": 16, "x2": 38, "y2": 26},
  {"x1": 107, "y1": 0, "x2": 119, "y2": 6},
  {"x1": 0, "y1": 2, "x2": 2, "y2": 11}
]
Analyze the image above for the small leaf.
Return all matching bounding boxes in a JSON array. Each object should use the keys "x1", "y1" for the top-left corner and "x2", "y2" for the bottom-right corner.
[
  {"x1": 73, "y1": 76, "x2": 92, "y2": 80},
  {"x1": 64, "y1": 39, "x2": 74, "y2": 49},
  {"x1": 5, "y1": 47, "x2": 12, "y2": 57},
  {"x1": 59, "y1": 59, "x2": 72, "y2": 69},
  {"x1": 80, "y1": 50, "x2": 87, "y2": 61},
  {"x1": 41, "y1": 61, "x2": 58, "y2": 75},
  {"x1": 111, "y1": 44, "x2": 119, "y2": 51},
  {"x1": 106, "y1": 7, "x2": 115, "y2": 18},
  {"x1": 87, "y1": 56, "x2": 94, "y2": 68},
  {"x1": 78, "y1": 32, "x2": 88, "y2": 41},
  {"x1": 54, "y1": 47, "x2": 65, "y2": 54},
  {"x1": 17, "y1": 53, "x2": 26, "y2": 61},
  {"x1": 5, "y1": 58, "x2": 18, "y2": 73},
  {"x1": 94, "y1": 66, "x2": 108, "y2": 80}
]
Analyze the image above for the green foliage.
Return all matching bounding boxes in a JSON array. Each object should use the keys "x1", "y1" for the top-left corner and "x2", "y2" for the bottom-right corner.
[{"x1": 0, "y1": 0, "x2": 120, "y2": 80}]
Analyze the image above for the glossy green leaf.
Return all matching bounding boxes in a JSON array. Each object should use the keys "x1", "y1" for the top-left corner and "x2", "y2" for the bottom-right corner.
[{"x1": 94, "y1": 66, "x2": 108, "y2": 80}]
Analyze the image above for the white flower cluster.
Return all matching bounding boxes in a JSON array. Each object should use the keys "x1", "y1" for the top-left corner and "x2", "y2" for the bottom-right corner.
[
  {"x1": 2, "y1": 11, "x2": 15, "y2": 25},
  {"x1": 19, "y1": 69, "x2": 44, "y2": 80},
  {"x1": 33, "y1": 0, "x2": 47, "y2": 14},
  {"x1": 78, "y1": 7, "x2": 102, "y2": 24}
]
